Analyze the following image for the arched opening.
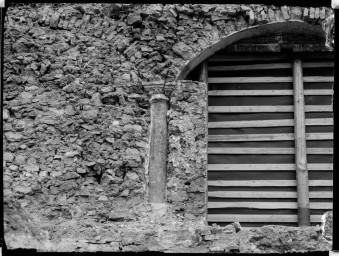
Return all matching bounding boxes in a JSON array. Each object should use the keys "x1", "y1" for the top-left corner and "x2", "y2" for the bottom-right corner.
[
  {"x1": 178, "y1": 21, "x2": 326, "y2": 81},
  {"x1": 183, "y1": 22, "x2": 334, "y2": 227}
]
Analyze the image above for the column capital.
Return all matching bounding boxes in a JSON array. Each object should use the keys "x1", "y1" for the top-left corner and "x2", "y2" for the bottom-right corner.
[
  {"x1": 150, "y1": 93, "x2": 169, "y2": 104},
  {"x1": 142, "y1": 81, "x2": 176, "y2": 97}
]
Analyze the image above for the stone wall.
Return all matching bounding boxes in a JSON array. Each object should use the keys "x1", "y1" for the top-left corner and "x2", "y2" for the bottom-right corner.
[
  {"x1": 3, "y1": 3, "x2": 152, "y2": 222},
  {"x1": 3, "y1": 3, "x2": 333, "y2": 252},
  {"x1": 167, "y1": 81, "x2": 207, "y2": 221}
]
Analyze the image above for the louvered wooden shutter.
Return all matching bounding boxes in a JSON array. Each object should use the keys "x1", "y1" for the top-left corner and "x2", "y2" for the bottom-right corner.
[{"x1": 207, "y1": 53, "x2": 333, "y2": 227}]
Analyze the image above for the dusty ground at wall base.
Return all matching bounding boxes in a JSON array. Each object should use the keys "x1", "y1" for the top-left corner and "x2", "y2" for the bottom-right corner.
[{"x1": 4, "y1": 197, "x2": 332, "y2": 253}]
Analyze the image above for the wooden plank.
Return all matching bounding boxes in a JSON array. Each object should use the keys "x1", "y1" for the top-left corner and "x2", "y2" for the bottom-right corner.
[
  {"x1": 208, "y1": 202, "x2": 332, "y2": 209},
  {"x1": 303, "y1": 76, "x2": 334, "y2": 82},
  {"x1": 207, "y1": 163, "x2": 329, "y2": 171},
  {"x1": 209, "y1": 89, "x2": 293, "y2": 96},
  {"x1": 208, "y1": 89, "x2": 332, "y2": 96},
  {"x1": 208, "y1": 54, "x2": 291, "y2": 62},
  {"x1": 207, "y1": 163, "x2": 333, "y2": 171},
  {"x1": 208, "y1": 118, "x2": 332, "y2": 128},
  {"x1": 208, "y1": 62, "x2": 334, "y2": 71},
  {"x1": 293, "y1": 58, "x2": 310, "y2": 226},
  {"x1": 306, "y1": 118, "x2": 333, "y2": 126},
  {"x1": 208, "y1": 191, "x2": 333, "y2": 198},
  {"x1": 208, "y1": 105, "x2": 332, "y2": 113},
  {"x1": 207, "y1": 53, "x2": 334, "y2": 62},
  {"x1": 208, "y1": 106, "x2": 294, "y2": 113},
  {"x1": 209, "y1": 77, "x2": 293, "y2": 83},
  {"x1": 208, "y1": 119, "x2": 294, "y2": 128},
  {"x1": 307, "y1": 148, "x2": 333, "y2": 154},
  {"x1": 304, "y1": 89, "x2": 333, "y2": 95},
  {"x1": 208, "y1": 76, "x2": 333, "y2": 83},
  {"x1": 207, "y1": 214, "x2": 323, "y2": 223},
  {"x1": 208, "y1": 180, "x2": 332, "y2": 187},
  {"x1": 305, "y1": 105, "x2": 332, "y2": 112},
  {"x1": 306, "y1": 133, "x2": 333, "y2": 140},
  {"x1": 208, "y1": 63, "x2": 292, "y2": 71},
  {"x1": 208, "y1": 147, "x2": 332, "y2": 154},
  {"x1": 208, "y1": 133, "x2": 295, "y2": 141},
  {"x1": 208, "y1": 133, "x2": 333, "y2": 141}
]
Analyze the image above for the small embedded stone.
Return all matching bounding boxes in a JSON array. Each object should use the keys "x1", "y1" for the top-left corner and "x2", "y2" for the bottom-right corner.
[
  {"x1": 156, "y1": 35, "x2": 165, "y2": 41},
  {"x1": 247, "y1": 10, "x2": 256, "y2": 25},
  {"x1": 232, "y1": 222, "x2": 242, "y2": 232},
  {"x1": 8, "y1": 165, "x2": 19, "y2": 171},
  {"x1": 105, "y1": 138, "x2": 115, "y2": 143},
  {"x1": 25, "y1": 85, "x2": 39, "y2": 91},
  {"x1": 290, "y1": 6, "x2": 302, "y2": 20},
  {"x1": 5, "y1": 132, "x2": 23, "y2": 141},
  {"x1": 24, "y1": 165, "x2": 40, "y2": 172},
  {"x1": 281, "y1": 6, "x2": 290, "y2": 20},
  {"x1": 127, "y1": 13, "x2": 142, "y2": 25},
  {"x1": 76, "y1": 168, "x2": 87, "y2": 174},
  {"x1": 223, "y1": 224, "x2": 236, "y2": 233},
  {"x1": 64, "y1": 151, "x2": 79, "y2": 157},
  {"x1": 3, "y1": 110, "x2": 10, "y2": 121},
  {"x1": 98, "y1": 195, "x2": 108, "y2": 201},
  {"x1": 50, "y1": 12, "x2": 61, "y2": 28},
  {"x1": 64, "y1": 172, "x2": 80, "y2": 180},
  {"x1": 120, "y1": 189, "x2": 129, "y2": 197},
  {"x1": 4, "y1": 152, "x2": 14, "y2": 162},
  {"x1": 172, "y1": 42, "x2": 194, "y2": 60},
  {"x1": 20, "y1": 92, "x2": 33, "y2": 99}
]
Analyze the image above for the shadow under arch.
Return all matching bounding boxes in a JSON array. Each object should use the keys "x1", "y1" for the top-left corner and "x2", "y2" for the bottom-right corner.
[{"x1": 177, "y1": 20, "x2": 326, "y2": 80}]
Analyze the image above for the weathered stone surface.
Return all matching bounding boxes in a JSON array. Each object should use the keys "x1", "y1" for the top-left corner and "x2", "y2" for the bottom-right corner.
[
  {"x1": 321, "y1": 211, "x2": 332, "y2": 240},
  {"x1": 167, "y1": 81, "x2": 207, "y2": 221},
  {"x1": 172, "y1": 42, "x2": 194, "y2": 60},
  {"x1": 290, "y1": 6, "x2": 302, "y2": 19}
]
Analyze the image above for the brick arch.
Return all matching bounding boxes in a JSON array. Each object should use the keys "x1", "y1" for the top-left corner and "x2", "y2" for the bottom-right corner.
[{"x1": 177, "y1": 20, "x2": 326, "y2": 80}]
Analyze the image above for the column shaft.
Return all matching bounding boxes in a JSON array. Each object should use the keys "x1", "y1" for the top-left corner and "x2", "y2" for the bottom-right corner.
[{"x1": 148, "y1": 94, "x2": 169, "y2": 203}]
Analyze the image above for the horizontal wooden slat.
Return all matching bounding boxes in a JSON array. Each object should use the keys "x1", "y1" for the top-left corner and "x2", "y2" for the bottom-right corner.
[
  {"x1": 209, "y1": 119, "x2": 293, "y2": 128},
  {"x1": 208, "y1": 89, "x2": 333, "y2": 96},
  {"x1": 208, "y1": 76, "x2": 333, "y2": 83},
  {"x1": 208, "y1": 63, "x2": 292, "y2": 71},
  {"x1": 305, "y1": 105, "x2": 332, "y2": 112},
  {"x1": 208, "y1": 214, "x2": 323, "y2": 223},
  {"x1": 209, "y1": 106, "x2": 294, "y2": 113},
  {"x1": 209, "y1": 89, "x2": 294, "y2": 96},
  {"x1": 305, "y1": 119, "x2": 333, "y2": 126},
  {"x1": 208, "y1": 118, "x2": 333, "y2": 128},
  {"x1": 208, "y1": 191, "x2": 333, "y2": 198},
  {"x1": 208, "y1": 180, "x2": 332, "y2": 187},
  {"x1": 207, "y1": 62, "x2": 333, "y2": 71},
  {"x1": 303, "y1": 76, "x2": 334, "y2": 82},
  {"x1": 208, "y1": 147, "x2": 332, "y2": 154},
  {"x1": 208, "y1": 53, "x2": 334, "y2": 62},
  {"x1": 208, "y1": 202, "x2": 332, "y2": 209},
  {"x1": 209, "y1": 77, "x2": 293, "y2": 83},
  {"x1": 207, "y1": 163, "x2": 333, "y2": 171},
  {"x1": 208, "y1": 133, "x2": 333, "y2": 141},
  {"x1": 208, "y1": 105, "x2": 332, "y2": 113},
  {"x1": 304, "y1": 89, "x2": 333, "y2": 95}
]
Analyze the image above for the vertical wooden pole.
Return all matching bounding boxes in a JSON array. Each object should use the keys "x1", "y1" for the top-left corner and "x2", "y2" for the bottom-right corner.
[{"x1": 293, "y1": 58, "x2": 310, "y2": 226}]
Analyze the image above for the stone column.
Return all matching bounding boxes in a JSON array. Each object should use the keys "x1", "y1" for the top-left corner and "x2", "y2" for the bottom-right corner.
[{"x1": 148, "y1": 93, "x2": 169, "y2": 203}]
